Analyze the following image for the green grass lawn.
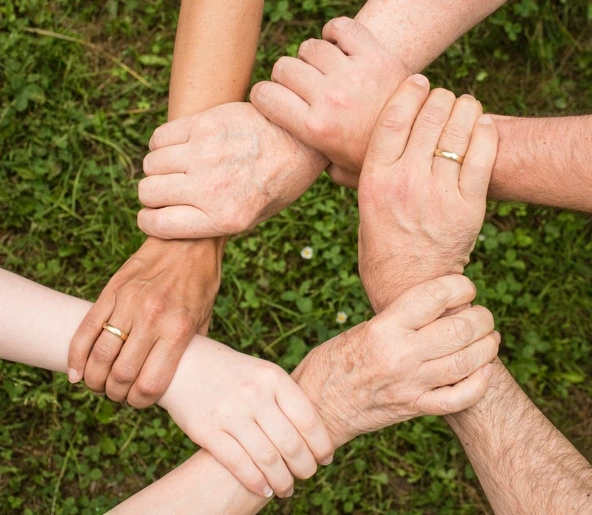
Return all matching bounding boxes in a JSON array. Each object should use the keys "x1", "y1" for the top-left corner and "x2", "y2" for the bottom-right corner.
[{"x1": 1, "y1": 0, "x2": 591, "y2": 513}]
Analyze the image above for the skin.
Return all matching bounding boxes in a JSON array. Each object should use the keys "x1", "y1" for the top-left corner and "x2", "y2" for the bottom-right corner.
[
  {"x1": 250, "y1": 17, "x2": 592, "y2": 212},
  {"x1": 68, "y1": 0, "x2": 265, "y2": 408},
  {"x1": 0, "y1": 269, "x2": 495, "y2": 511},
  {"x1": 136, "y1": 1, "x2": 506, "y2": 240}
]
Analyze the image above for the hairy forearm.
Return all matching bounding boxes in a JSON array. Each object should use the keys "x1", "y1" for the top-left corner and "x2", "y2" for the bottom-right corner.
[
  {"x1": 446, "y1": 359, "x2": 592, "y2": 514},
  {"x1": 355, "y1": 0, "x2": 506, "y2": 71},
  {"x1": 168, "y1": 0, "x2": 263, "y2": 120},
  {"x1": 489, "y1": 115, "x2": 592, "y2": 212}
]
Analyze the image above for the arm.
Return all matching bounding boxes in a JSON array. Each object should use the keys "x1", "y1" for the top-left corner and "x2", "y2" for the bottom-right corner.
[
  {"x1": 68, "y1": 0, "x2": 264, "y2": 407},
  {"x1": 136, "y1": 0, "x2": 508, "y2": 239},
  {"x1": 252, "y1": 14, "x2": 592, "y2": 212},
  {"x1": 488, "y1": 115, "x2": 592, "y2": 212},
  {"x1": 0, "y1": 268, "x2": 497, "y2": 513},
  {"x1": 446, "y1": 359, "x2": 592, "y2": 514},
  {"x1": 355, "y1": 77, "x2": 592, "y2": 512}
]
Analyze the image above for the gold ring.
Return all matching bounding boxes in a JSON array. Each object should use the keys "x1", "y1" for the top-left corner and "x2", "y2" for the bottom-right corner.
[
  {"x1": 435, "y1": 148, "x2": 465, "y2": 165},
  {"x1": 102, "y1": 323, "x2": 129, "y2": 342}
]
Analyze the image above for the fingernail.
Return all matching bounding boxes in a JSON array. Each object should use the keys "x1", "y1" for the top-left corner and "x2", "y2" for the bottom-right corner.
[
  {"x1": 412, "y1": 74, "x2": 429, "y2": 88},
  {"x1": 482, "y1": 363, "x2": 494, "y2": 379},
  {"x1": 253, "y1": 82, "x2": 269, "y2": 100},
  {"x1": 331, "y1": 17, "x2": 347, "y2": 29},
  {"x1": 68, "y1": 368, "x2": 80, "y2": 383},
  {"x1": 460, "y1": 93, "x2": 475, "y2": 100},
  {"x1": 493, "y1": 330, "x2": 501, "y2": 342},
  {"x1": 320, "y1": 455, "x2": 334, "y2": 466},
  {"x1": 478, "y1": 114, "x2": 493, "y2": 125},
  {"x1": 285, "y1": 488, "x2": 294, "y2": 498},
  {"x1": 263, "y1": 485, "x2": 274, "y2": 498}
]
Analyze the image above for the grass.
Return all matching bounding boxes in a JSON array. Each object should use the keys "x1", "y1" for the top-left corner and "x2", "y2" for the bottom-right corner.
[{"x1": 1, "y1": 0, "x2": 591, "y2": 513}]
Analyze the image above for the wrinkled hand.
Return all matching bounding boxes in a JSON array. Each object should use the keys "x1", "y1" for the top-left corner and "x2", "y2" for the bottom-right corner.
[
  {"x1": 158, "y1": 337, "x2": 334, "y2": 499},
  {"x1": 251, "y1": 17, "x2": 409, "y2": 188},
  {"x1": 68, "y1": 237, "x2": 223, "y2": 407},
  {"x1": 292, "y1": 275, "x2": 498, "y2": 447},
  {"x1": 357, "y1": 75, "x2": 498, "y2": 312},
  {"x1": 137, "y1": 102, "x2": 329, "y2": 239}
]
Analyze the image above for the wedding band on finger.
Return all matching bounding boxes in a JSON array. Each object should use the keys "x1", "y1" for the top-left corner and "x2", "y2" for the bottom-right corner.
[
  {"x1": 102, "y1": 322, "x2": 129, "y2": 342},
  {"x1": 434, "y1": 148, "x2": 465, "y2": 165}
]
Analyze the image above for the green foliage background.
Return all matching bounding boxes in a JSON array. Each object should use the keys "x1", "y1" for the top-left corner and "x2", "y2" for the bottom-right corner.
[{"x1": 1, "y1": 0, "x2": 591, "y2": 513}]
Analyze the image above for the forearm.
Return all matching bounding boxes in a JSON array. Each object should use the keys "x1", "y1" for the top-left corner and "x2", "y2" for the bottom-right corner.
[
  {"x1": 489, "y1": 115, "x2": 592, "y2": 212},
  {"x1": 355, "y1": 0, "x2": 505, "y2": 71},
  {"x1": 446, "y1": 359, "x2": 592, "y2": 514},
  {"x1": 168, "y1": 0, "x2": 263, "y2": 120},
  {"x1": 0, "y1": 269, "x2": 267, "y2": 513}
]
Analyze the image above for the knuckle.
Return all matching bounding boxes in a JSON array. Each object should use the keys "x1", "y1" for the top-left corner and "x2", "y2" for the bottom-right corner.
[
  {"x1": 136, "y1": 377, "x2": 166, "y2": 399},
  {"x1": 424, "y1": 279, "x2": 450, "y2": 304},
  {"x1": 453, "y1": 349, "x2": 473, "y2": 378},
  {"x1": 110, "y1": 362, "x2": 138, "y2": 385},
  {"x1": 228, "y1": 448, "x2": 251, "y2": 470},
  {"x1": 142, "y1": 297, "x2": 167, "y2": 320},
  {"x1": 451, "y1": 317, "x2": 474, "y2": 344},
  {"x1": 378, "y1": 104, "x2": 410, "y2": 133},
  {"x1": 325, "y1": 88, "x2": 349, "y2": 109},
  {"x1": 442, "y1": 122, "x2": 469, "y2": 143},
  {"x1": 92, "y1": 342, "x2": 117, "y2": 365},
  {"x1": 259, "y1": 446, "x2": 281, "y2": 467},
  {"x1": 283, "y1": 434, "x2": 304, "y2": 458},
  {"x1": 418, "y1": 105, "x2": 449, "y2": 128},
  {"x1": 298, "y1": 407, "x2": 321, "y2": 433}
]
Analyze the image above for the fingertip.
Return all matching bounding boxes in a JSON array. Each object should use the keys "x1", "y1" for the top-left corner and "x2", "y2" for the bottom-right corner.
[
  {"x1": 481, "y1": 363, "x2": 494, "y2": 380},
  {"x1": 478, "y1": 114, "x2": 494, "y2": 125},
  {"x1": 411, "y1": 74, "x2": 429, "y2": 88},
  {"x1": 68, "y1": 368, "x2": 81, "y2": 383}
]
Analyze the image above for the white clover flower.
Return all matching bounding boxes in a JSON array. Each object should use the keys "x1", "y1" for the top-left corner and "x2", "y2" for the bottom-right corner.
[
  {"x1": 478, "y1": 234, "x2": 486, "y2": 242},
  {"x1": 336, "y1": 311, "x2": 348, "y2": 324},
  {"x1": 300, "y1": 246, "x2": 314, "y2": 260}
]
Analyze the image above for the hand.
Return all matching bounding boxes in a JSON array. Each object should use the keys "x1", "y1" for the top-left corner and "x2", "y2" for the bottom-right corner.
[
  {"x1": 158, "y1": 337, "x2": 334, "y2": 499},
  {"x1": 292, "y1": 275, "x2": 498, "y2": 447},
  {"x1": 68, "y1": 237, "x2": 223, "y2": 407},
  {"x1": 251, "y1": 17, "x2": 409, "y2": 189},
  {"x1": 357, "y1": 76, "x2": 498, "y2": 312},
  {"x1": 137, "y1": 102, "x2": 329, "y2": 239}
]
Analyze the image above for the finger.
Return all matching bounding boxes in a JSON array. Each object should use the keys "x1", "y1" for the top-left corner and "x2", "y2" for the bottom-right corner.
[
  {"x1": 68, "y1": 295, "x2": 115, "y2": 383},
  {"x1": 271, "y1": 56, "x2": 323, "y2": 101},
  {"x1": 418, "y1": 362, "x2": 494, "y2": 415},
  {"x1": 256, "y1": 409, "x2": 318, "y2": 481},
  {"x1": 229, "y1": 422, "x2": 295, "y2": 498},
  {"x1": 276, "y1": 379, "x2": 334, "y2": 466},
  {"x1": 250, "y1": 81, "x2": 310, "y2": 140},
  {"x1": 206, "y1": 431, "x2": 273, "y2": 498},
  {"x1": 126, "y1": 335, "x2": 189, "y2": 408},
  {"x1": 362, "y1": 74, "x2": 430, "y2": 170},
  {"x1": 326, "y1": 163, "x2": 359, "y2": 189},
  {"x1": 142, "y1": 145, "x2": 191, "y2": 176},
  {"x1": 404, "y1": 88, "x2": 457, "y2": 170},
  {"x1": 433, "y1": 95, "x2": 482, "y2": 184},
  {"x1": 322, "y1": 17, "x2": 380, "y2": 58},
  {"x1": 423, "y1": 330, "x2": 500, "y2": 386},
  {"x1": 417, "y1": 305, "x2": 495, "y2": 360},
  {"x1": 137, "y1": 206, "x2": 219, "y2": 240},
  {"x1": 297, "y1": 38, "x2": 349, "y2": 73},
  {"x1": 84, "y1": 317, "x2": 131, "y2": 393},
  {"x1": 148, "y1": 116, "x2": 193, "y2": 151},
  {"x1": 104, "y1": 329, "x2": 153, "y2": 403},
  {"x1": 383, "y1": 275, "x2": 477, "y2": 330},
  {"x1": 138, "y1": 174, "x2": 197, "y2": 209},
  {"x1": 459, "y1": 114, "x2": 498, "y2": 205}
]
